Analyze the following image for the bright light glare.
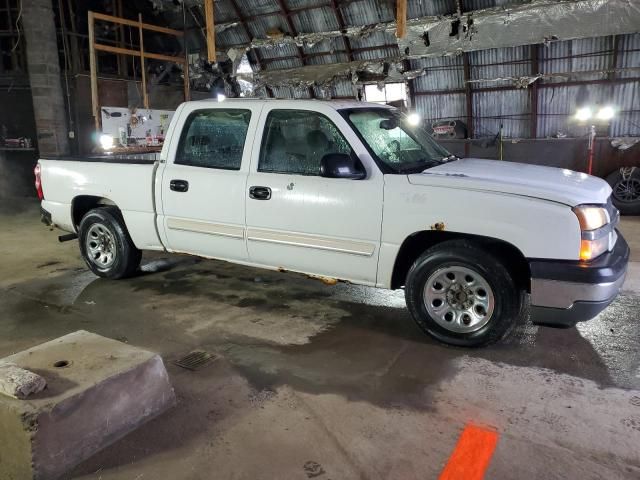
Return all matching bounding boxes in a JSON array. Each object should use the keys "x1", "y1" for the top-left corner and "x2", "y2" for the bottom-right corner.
[
  {"x1": 596, "y1": 106, "x2": 615, "y2": 121},
  {"x1": 575, "y1": 107, "x2": 593, "y2": 121},
  {"x1": 99, "y1": 134, "x2": 114, "y2": 150},
  {"x1": 217, "y1": 93, "x2": 226, "y2": 102},
  {"x1": 407, "y1": 113, "x2": 421, "y2": 126}
]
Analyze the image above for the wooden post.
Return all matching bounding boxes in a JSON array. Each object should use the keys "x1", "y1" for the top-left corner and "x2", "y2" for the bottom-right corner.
[
  {"x1": 204, "y1": 0, "x2": 216, "y2": 63},
  {"x1": 138, "y1": 13, "x2": 149, "y2": 109},
  {"x1": 88, "y1": 10, "x2": 186, "y2": 127},
  {"x1": 396, "y1": 0, "x2": 407, "y2": 39},
  {"x1": 88, "y1": 11, "x2": 100, "y2": 132}
]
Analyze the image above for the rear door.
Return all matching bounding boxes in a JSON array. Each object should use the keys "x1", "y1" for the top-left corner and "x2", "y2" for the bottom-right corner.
[
  {"x1": 245, "y1": 106, "x2": 384, "y2": 285},
  {"x1": 158, "y1": 104, "x2": 260, "y2": 261}
]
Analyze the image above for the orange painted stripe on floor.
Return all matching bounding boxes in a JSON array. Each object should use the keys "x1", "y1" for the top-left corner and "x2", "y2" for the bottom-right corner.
[{"x1": 438, "y1": 424, "x2": 499, "y2": 480}]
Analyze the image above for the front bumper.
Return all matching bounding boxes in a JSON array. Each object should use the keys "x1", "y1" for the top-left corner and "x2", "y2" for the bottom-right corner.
[{"x1": 529, "y1": 233, "x2": 630, "y2": 327}]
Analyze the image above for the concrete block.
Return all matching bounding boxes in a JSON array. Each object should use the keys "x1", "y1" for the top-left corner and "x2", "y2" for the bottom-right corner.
[
  {"x1": 0, "y1": 331, "x2": 176, "y2": 480},
  {"x1": 0, "y1": 363, "x2": 46, "y2": 399}
]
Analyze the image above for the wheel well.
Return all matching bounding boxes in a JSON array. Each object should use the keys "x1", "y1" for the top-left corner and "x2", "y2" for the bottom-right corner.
[
  {"x1": 71, "y1": 196, "x2": 118, "y2": 229},
  {"x1": 390, "y1": 231, "x2": 531, "y2": 292}
]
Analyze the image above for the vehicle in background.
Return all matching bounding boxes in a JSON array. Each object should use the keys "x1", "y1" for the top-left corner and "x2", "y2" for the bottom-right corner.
[
  {"x1": 606, "y1": 167, "x2": 640, "y2": 215},
  {"x1": 36, "y1": 99, "x2": 629, "y2": 347}
]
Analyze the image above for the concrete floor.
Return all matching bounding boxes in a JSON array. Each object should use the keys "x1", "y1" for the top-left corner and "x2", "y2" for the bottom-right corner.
[{"x1": 1, "y1": 199, "x2": 640, "y2": 479}]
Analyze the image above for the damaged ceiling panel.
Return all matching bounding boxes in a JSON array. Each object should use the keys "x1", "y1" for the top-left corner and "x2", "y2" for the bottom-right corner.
[
  {"x1": 249, "y1": 0, "x2": 640, "y2": 88},
  {"x1": 402, "y1": 0, "x2": 640, "y2": 58},
  {"x1": 153, "y1": 0, "x2": 640, "y2": 95}
]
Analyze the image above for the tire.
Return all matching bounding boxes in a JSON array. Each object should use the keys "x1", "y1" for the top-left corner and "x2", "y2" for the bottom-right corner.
[
  {"x1": 405, "y1": 240, "x2": 522, "y2": 347},
  {"x1": 606, "y1": 167, "x2": 640, "y2": 216},
  {"x1": 78, "y1": 207, "x2": 141, "y2": 279}
]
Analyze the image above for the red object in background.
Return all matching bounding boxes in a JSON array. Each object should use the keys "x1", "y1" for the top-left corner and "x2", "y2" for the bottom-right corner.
[{"x1": 34, "y1": 164, "x2": 44, "y2": 200}]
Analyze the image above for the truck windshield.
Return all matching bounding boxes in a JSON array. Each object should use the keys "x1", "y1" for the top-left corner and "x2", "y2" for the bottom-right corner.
[{"x1": 341, "y1": 108, "x2": 456, "y2": 174}]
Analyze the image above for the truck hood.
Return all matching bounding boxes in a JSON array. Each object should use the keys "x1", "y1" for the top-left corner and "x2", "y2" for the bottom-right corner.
[{"x1": 408, "y1": 158, "x2": 611, "y2": 206}]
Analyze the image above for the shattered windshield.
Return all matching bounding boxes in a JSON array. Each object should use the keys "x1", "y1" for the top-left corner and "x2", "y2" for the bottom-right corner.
[{"x1": 342, "y1": 108, "x2": 455, "y2": 174}]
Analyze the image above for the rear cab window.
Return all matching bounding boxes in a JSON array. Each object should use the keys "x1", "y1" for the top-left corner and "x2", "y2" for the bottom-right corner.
[{"x1": 175, "y1": 109, "x2": 252, "y2": 170}]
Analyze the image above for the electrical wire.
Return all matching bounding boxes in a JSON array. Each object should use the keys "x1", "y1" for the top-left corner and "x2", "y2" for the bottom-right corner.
[
  {"x1": 57, "y1": 0, "x2": 74, "y2": 137},
  {"x1": 10, "y1": 0, "x2": 23, "y2": 53},
  {"x1": 129, "y1": 26, "x2": 141, "y2": 108}
]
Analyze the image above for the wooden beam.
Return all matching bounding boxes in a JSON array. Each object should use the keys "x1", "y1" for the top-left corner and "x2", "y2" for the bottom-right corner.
[
  {"x1": 92, "y1": 12, "x2": 184, "y2": 37},
  {"x1": 396, "y1": 0, "x2": 407, "y2": 39},
  {"x1": 204, "y1": 0, "x2": 216, "y2": 63},
  {"x1": 138, "y1": 13, "x2": 149, "y2": 109},
  {"x1": 88, "y1": 11, "x2": 100, "y2": 131},
  {"x1": 94, "y1": 43, "x2": 186, "y2": 64}
]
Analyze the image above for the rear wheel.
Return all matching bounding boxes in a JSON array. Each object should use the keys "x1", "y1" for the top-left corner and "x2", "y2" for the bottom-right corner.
[
  {"x1": 405, "y1": 240, "x2": 522, "y2": 347},
  {"x1": 78, "y1": 207, "x2": 141, "y2": 279},
  {"x1": 606, "y1": 167, "x2": 640, "y2": 215}
]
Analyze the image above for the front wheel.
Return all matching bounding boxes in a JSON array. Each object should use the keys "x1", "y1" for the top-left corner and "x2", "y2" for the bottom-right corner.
[
  {"x1": 405, "y1": 240, "x2": 522, "y2": 347},
  {"x1": 78, "y1": 207, "x2": 141, "y2": 279}
]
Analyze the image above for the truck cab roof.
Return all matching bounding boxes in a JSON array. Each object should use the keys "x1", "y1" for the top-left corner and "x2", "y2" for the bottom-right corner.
[{"x1": 182, "y1": 98, "x2": 391, "y2": 111}]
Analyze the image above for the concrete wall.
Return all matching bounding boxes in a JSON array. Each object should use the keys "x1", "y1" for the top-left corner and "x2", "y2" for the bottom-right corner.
[{"x1": 21, "y1": 0, "x2": 69, "y2": 156}]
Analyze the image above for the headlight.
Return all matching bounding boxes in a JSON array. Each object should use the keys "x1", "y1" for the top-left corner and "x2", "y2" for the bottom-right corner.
[
  {"x1": 573, "y1": 205, "x2": 612, "y2": 261},
  {"x1": 572, "y1": 205, "x2": 608, "y2": 231}
]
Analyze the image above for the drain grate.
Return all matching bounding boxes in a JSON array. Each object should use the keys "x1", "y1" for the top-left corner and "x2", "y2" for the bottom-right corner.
[{"x1": 174, "y1": 351, "x2": 218, "y2": 371}]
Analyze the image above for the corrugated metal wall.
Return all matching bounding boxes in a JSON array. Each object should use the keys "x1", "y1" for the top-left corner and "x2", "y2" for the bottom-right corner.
[{"x1": 410, "y1": 34, "x2": 640, "y2": 139}]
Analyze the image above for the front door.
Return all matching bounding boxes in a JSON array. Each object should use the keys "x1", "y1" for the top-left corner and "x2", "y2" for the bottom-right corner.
[
  {"x1": 159, "y1": 106, "x2": 258, "y2": 261},
  {"x1": 245, "y1": 107, "x2": 384, "y2": 285}
]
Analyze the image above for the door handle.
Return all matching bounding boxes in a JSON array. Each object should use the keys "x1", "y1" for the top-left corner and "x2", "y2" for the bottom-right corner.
[
  {"x1": 249, "y1": 186, "x2": 271, "y2": 200},
  {"x1": 170, "y1": 179, "x2": 189, "y2": 192}
]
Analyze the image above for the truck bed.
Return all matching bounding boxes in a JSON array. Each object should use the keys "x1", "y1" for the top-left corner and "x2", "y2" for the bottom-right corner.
[{"x1": 38, "y1": 156, "x2": 163, "y2": 251}]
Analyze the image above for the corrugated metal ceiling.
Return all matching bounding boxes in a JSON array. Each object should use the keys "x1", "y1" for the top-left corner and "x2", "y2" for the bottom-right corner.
[{"x1": 203, "y1": 0, "x2": 640, "y2": 139}]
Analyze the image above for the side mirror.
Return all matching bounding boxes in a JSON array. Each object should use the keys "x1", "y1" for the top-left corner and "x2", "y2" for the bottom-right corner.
[{"x1": 320, "y1": 153, "x2": 366, "y2": 180}]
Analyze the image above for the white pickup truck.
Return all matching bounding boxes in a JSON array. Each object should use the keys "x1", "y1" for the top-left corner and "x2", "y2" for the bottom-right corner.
[{"x1": 36, "y1": 99, "x2": 629, "y2": 347}]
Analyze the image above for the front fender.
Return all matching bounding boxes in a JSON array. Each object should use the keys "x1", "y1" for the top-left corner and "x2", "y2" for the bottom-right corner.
[{"x1": 377, "y1": 176, "x2": 581, "y2": 288}]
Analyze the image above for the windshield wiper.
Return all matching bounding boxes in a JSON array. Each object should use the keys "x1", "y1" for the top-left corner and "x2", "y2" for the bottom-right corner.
[{"x1": 442, "y1": 154, "x2": 459, "y2": 162}]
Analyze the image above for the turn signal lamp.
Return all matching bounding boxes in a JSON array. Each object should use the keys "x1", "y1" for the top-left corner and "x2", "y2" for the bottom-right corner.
[{"x1": 579, "y1": 240, "x2": 593, "y2": 261}]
